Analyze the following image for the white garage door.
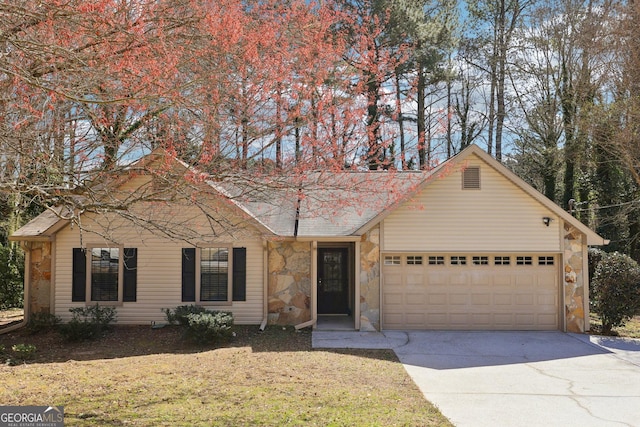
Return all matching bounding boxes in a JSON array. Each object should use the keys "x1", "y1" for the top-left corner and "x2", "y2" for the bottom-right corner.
[{"x1": 382, "y1": 254, "x2": 559, "y2": 330}]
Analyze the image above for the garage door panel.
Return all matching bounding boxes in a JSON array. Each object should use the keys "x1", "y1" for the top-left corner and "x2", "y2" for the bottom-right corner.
[
  {"x1": 538, "y1": 313, "x2": 558, "y2": 327},
  {"x1": 383, "y1": 292, "x2": 403, "y2": 305},
  {"x1": 471, "y1": 293, "x2": 491, "y2": 305},
  {"x1": 516, "y1": 275, "x2": 535, "y2": 287},
  {"x1": 471, "y1": 313, "x2": 492, "y2": 327},
  {"x1": 450, "y1": 313, "x2": 470, "y2": 325},
  {"x1": 537, "y1": 294, "x2": 556, "y2": 306},
  {"x1": 471, "y1": 273, "x2": 491, "y2": 286},
  {"x1": 427, "y1": 313, "x2": 448, "y2": 325},
  {"x1": 385, "y1": 273, "x2": 403, "y2": 286},
  {"x1": 449, "y1": 294, "x2": 468, "y2": 305},
  {"x1": 493, "y1": 274, "x2": 512, "y2": 286},
  {"x1": 515, "y1": 313, "x2": 536, "y2": 326},
  {"x1": 407, "y1": 274, "x2": 424, "y2": 286},
  {"x1": 405, "y1": 293, "x2": 425, "y2": 305},
  {"x1": 382, "y1": 253, "x2": 560, "y2": 330},
  {"x1": 516, "y1": 294, "x2": 535, "y2": 305},
  {"x1": 494, "y1": 294, "x2": 513, "y2": 305},
  {"x1": 428, "y1": 293, "x2": 447, "y2": 304},
  {"x1": 406, "y1": 313, "x2": 426, "y2": 326},
  {"x1": 428, "y1": 272, "x2": 449, "y2": 285}
]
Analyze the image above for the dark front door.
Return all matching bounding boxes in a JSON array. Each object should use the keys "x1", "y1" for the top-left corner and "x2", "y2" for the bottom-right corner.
[{"x1": 317, "y1": 247, "x2": 349, "y2": 314}]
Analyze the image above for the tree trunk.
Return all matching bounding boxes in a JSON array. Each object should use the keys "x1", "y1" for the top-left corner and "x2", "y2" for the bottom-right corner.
[{"x1": 417, "y1": 63, "x2": 427, "y2": 169}]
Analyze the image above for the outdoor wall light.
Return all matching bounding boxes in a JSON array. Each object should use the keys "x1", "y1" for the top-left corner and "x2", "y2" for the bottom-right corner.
[{"x1": 542, "y1": 217, "x2": 553, "y2": 227}]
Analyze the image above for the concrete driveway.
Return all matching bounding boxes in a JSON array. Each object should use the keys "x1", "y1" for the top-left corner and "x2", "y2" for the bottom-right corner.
[{"x1": 312, "y1": 331, "x2": 640, "y2": 427}]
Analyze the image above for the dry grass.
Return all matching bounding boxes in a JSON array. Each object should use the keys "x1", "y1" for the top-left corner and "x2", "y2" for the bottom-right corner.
[
  {"x1": 589, "y1": 314, "x2": 640, "y2": 338},
  {"x1": 0, "y1": 325, "x2": 451, "y2": 426}
]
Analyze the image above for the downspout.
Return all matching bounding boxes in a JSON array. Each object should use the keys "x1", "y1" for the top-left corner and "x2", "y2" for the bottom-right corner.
[
  {"x1": 0, "y1": 242, "x2": 31, "y2": 335},
  {"x1": 259, "y1": 239, "x2": 268, "y2": 331}
]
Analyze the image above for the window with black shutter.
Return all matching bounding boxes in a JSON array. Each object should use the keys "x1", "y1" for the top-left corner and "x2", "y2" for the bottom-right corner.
[
  {"x1": 182, "y1": 248, "x2": 196, "y2": 302},
  {"x1": 123, "y1": 248, "x2": 137, "y2": 302},
  {"x1": 73, "y1": 246, "x2": 137, "y2": 303},
  {"x1": 72, "y1": 248, "x2": 87, "y2": 302},
  {"x1": 232, "y1": 247, "x2": 246, "y2": 301},
  {"x1": 182, "y1": 246, "x2": 246, "y2": 304}
]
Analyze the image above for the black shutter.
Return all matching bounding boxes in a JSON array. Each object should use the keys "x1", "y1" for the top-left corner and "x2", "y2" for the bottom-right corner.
[
  {"x1": 72, "y1": 248, "x2": 86, "y2": 302},
  {"x1": 182, "y1": 248, "x2": 196, "y2": 302},
  {"x1": 123, "y1": 248, "x2": 137, "y2": 302},
  {"x1": 232, "y1": 247, "x2": 246, "y2": 301}
]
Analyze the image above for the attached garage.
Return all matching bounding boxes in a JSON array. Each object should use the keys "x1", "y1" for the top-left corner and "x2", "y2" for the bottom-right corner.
[{"x1": 382, "y1": 253, "x2": 560, "y2": 330}]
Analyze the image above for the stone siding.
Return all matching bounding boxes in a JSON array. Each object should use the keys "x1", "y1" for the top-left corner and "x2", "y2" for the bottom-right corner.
[
  {"x1": 267, "y1": 241, "x2": 311, "y2": 325},
  {"x1": 359, "y1": 227, "x2": 380, "y2": 331},
  {"x1": 28, "y1": 242, "x2": 52, "y2": 315},
  {"x1": 564, "y1": 224, "x2": 586, "y2": 333}
]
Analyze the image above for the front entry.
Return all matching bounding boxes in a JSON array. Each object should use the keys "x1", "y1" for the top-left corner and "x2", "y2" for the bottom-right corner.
[{"x1": 317, "y1": 247, "x2": 350, "y2": 314}]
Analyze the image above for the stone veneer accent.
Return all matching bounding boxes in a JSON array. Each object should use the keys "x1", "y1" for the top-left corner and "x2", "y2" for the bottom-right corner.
[
  {"x1": 267, "y1": 241, "x2": 311, "y2": 325},
  {"x1": 359, "y1": 227, "x2": 380, "y2": 331},
  {"x1": 28, "y1": 242, "x2": 53, "y2": 315},
  {"x1": 564, "y1": 224, "x2": 586, "y2": 333}
]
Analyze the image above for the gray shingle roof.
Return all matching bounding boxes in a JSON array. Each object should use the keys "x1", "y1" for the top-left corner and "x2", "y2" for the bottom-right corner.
[
  {"x1": 214, "y1": 171, "x2": 428, "y2": 237},
  {"x1": 9, "y1": 207, "x2": 70, "y2": 241}
]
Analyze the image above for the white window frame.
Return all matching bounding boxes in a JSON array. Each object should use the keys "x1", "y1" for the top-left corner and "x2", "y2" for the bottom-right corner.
[
  {"x1": 538, "y1": 256, "x2": 555, "y2": 265},
  {"x1": 517, "y1": 256, "x2": 533, "y2": 265},
  {"x1": 196, "y1": 246, "x2": 233, "y2": 306},
  {"x1": 451, "y1": 256, "x2": 467, "y2": 266},
  {"x1": 472, "y1": 256, "x2": 489, "y2": 265},
  {"x1": 384, "y1": 255, "x2": 401, "y2": 265},
  {"x1": 428, "y1": 256, "x2": 445, "y2": 265},
  {"x1": 495, "y1": 256, "x2": 511, "y2": 265},
  {"x1": 407, "y1": 255, "x2": 423, "y2": 265}
]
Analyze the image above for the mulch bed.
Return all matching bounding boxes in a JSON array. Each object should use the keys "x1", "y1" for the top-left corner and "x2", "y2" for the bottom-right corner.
[{"x1": 0, "y1": 324, "x2": 312, "y2": 364}]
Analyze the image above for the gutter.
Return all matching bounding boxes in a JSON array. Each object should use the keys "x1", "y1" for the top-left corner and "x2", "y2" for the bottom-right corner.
[{"x1": 0, "y1": 244, "x2": 31, "y2": 335}]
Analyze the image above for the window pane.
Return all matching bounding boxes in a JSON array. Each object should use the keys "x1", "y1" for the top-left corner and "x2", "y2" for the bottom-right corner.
[
  {"x1": 407, "y1": 256, "x2": 423, "y2": 265},
  {"x1": 91, "y1": 248, "x2": 119, "y2": 301},
  {"x1": 384, "y1": 256, "x2": 400, "y2": 265},
  {"x1": 517, "y1": 256, "x2": 532, "y2": 265},
  {"x1": 538, "y1": 256, "x2": 554, "y2": 265},
  {"x1": 428, "y1": 256, "x2": 444, "y2": 265},
  {"x1": 472, "y1": 256, "x2": 488, "y2": 265},
  {"x1": 451, "y1": 256, "x2": 467, "y2": 265},
  {"x1": 495, "y1": 256, "x2": 510, "y2": 265},
  {"x1": 201, "y1": 248, "x2": 228, "y2": 301}
]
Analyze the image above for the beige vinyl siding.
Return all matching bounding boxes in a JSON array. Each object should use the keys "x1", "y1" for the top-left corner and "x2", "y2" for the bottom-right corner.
[
  {"x1": 382, "y1": 154, "x2": 561, "y2": 252},
  {"x1": 53, "y1": 209, "x2": 264, "y2": 325}
]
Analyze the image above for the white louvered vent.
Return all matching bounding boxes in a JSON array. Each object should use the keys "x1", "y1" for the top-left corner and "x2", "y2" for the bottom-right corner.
[{"x1": 462, "y1": 166, "x2": 480, "y2": 189}]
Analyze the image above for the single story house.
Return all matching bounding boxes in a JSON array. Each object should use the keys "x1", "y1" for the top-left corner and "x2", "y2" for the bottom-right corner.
[{"x1": 10, "y1": 145, "x2": 607, "y2": 333}]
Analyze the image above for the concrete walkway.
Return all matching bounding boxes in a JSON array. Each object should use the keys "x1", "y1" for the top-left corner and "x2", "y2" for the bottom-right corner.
[{"x1": 312, "y1": 330, "x2": 640, "y2": 427}]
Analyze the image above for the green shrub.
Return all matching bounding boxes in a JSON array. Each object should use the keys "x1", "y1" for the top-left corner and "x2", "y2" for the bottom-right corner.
[
  {"x1": 58, "y1": 304, "x2": 117, "y2": 341},
  {"x1": 11, "y1": 343, "x2": 36, "y2": 360},
  {"x1": 163, "y1": 304, "x2": 208, "y2": 325},
  {"x1": 0, "y1": 246, "x2": 24, "y2": 309},
  {"x1": 27, "y1": 312, "x2": 61, "y2": 334},
  {"x1": 591, "y1": 251, "x2": 640, "y2": 334},
  {"x1": 164, "y1": 305, "x2": 234, "y2": 344},
  {"x1": 185, "y1": 311, "x2": 234, "y2": 344}
]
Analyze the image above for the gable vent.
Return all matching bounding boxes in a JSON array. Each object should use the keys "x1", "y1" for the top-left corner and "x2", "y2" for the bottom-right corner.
[{"x1": 462, "y1": 166, "x2": 480, "y2": 189}]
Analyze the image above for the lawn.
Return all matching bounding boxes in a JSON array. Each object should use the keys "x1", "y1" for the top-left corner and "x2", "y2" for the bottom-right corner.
[
  {"x1": 0, "y1": 324, "x2": 452, "y2": 426},
  {"x1": 589, "y1": 314, "x2": 640, "y2": 338}
]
